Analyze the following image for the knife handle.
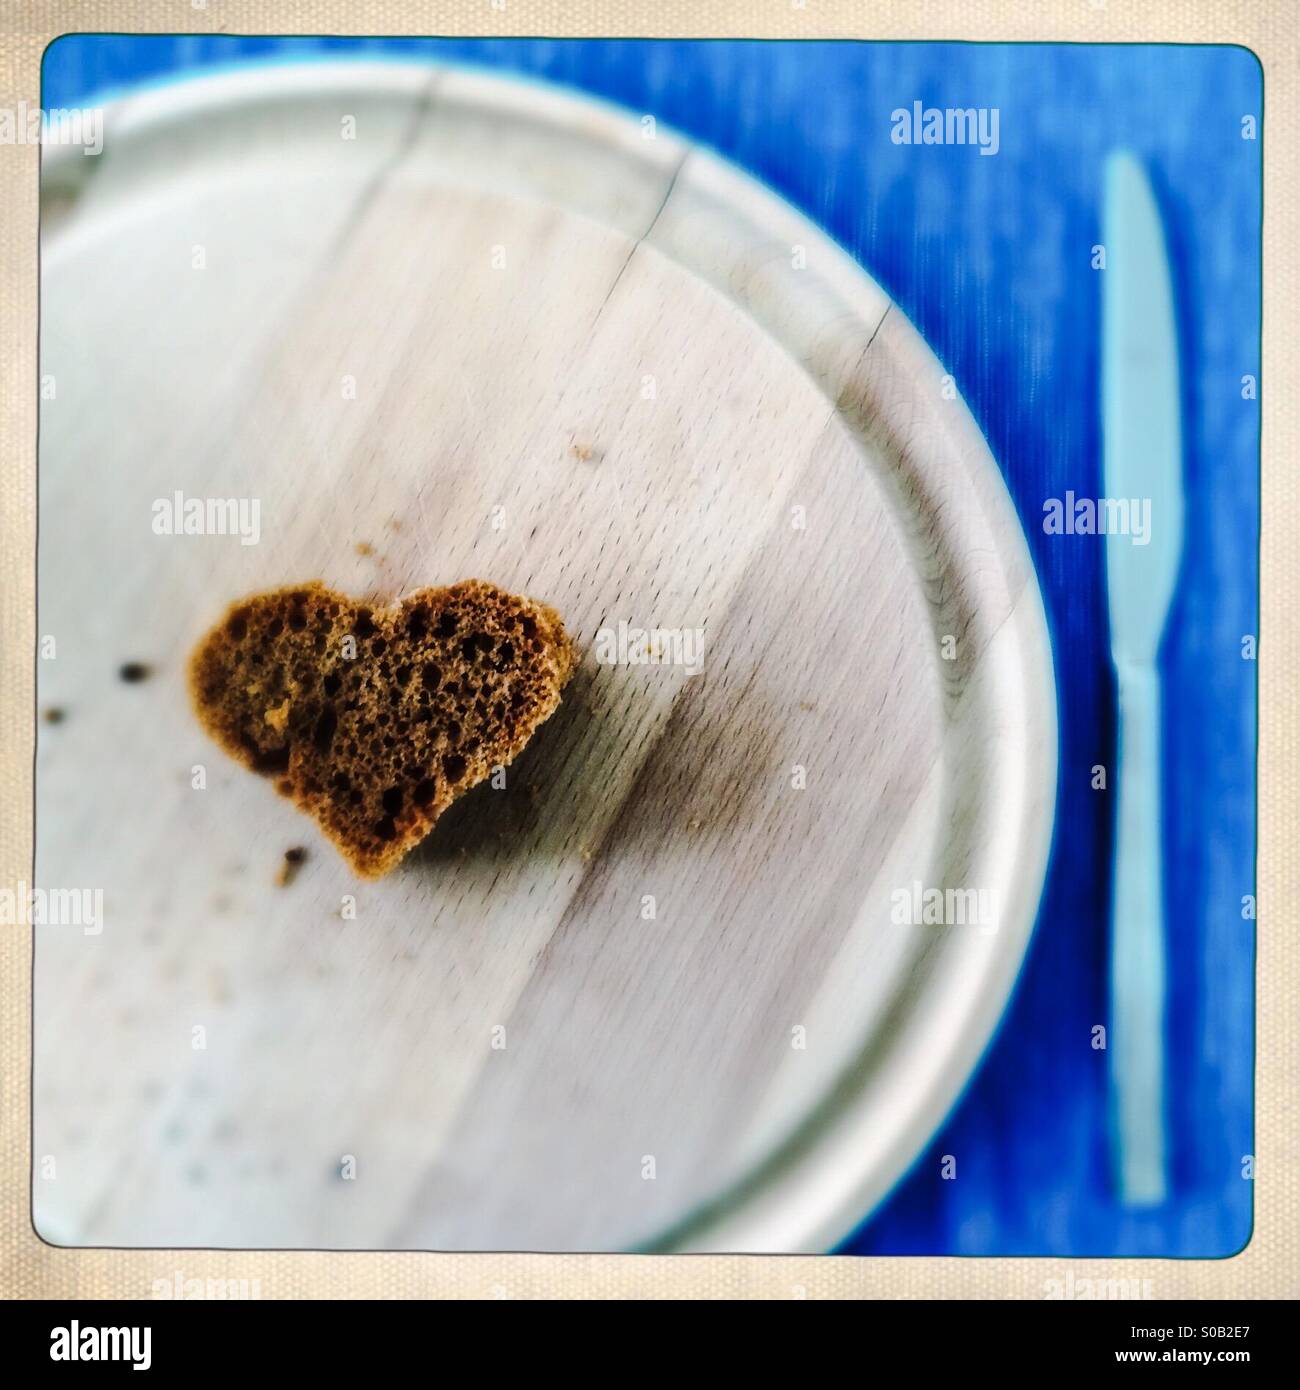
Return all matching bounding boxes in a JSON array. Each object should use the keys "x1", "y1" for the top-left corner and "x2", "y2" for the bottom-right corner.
[{"x1": 1110, "y1": 662, "x2": 1167, "y2": 1205}]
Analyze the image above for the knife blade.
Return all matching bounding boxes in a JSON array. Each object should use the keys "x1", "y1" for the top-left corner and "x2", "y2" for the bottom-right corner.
[{"x1": 1102, "y1": 151, "x2": 1184, "y2": 1206}]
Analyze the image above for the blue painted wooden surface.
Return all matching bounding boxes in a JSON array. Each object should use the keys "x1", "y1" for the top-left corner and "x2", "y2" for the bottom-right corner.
[{"x1": 42, "y1": 36, "x2": 1260, "y2": 1257}]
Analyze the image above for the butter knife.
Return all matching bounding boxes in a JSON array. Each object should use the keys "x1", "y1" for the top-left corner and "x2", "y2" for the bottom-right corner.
[{"x1": 1102, "y1": 151, "x2": 1184, "y2": 1206}]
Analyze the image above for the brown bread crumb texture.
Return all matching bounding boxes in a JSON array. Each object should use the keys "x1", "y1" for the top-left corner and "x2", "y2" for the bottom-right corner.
[{"x1": 189, "y1": 580, "x2": 576, "y2": 878}]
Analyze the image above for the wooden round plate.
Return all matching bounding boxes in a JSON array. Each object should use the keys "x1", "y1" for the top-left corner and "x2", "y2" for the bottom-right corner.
[{"x1": 36, "y1": 63, "x2": 1056, "y2": 1252}]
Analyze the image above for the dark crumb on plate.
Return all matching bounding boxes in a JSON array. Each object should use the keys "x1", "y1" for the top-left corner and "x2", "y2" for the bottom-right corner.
[
  {"x1": 276, "y1": 846, "x2": 307, "y2": 887},
  {"x1": 42, "y1": 706, "x2": 66, "y2": 724},
  {"x1": 119, "y1": 662, "x2": 152, "y2": 683}
]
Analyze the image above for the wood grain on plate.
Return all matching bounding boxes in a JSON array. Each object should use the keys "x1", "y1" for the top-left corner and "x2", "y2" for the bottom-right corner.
[{"x1": 35, "y1": 64, "x2": 1055, "y2": 1252}]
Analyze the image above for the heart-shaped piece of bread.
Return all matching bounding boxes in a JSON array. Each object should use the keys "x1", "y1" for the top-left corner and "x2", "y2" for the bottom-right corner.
[{"x1": 189, "y1": 580, "x2": 576, "y2": 878}]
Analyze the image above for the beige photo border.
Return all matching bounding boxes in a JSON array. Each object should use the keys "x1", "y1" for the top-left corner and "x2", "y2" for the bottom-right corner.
[{"x1": 1, "y1": 2, "x2": 1292, "y2": 1301}]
